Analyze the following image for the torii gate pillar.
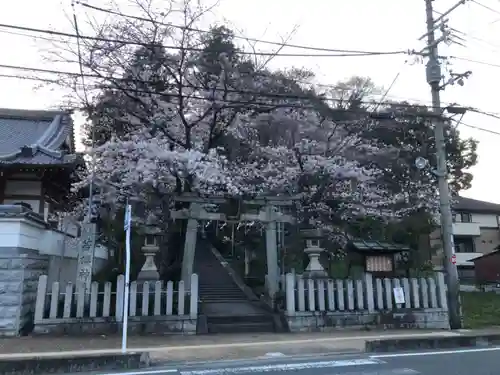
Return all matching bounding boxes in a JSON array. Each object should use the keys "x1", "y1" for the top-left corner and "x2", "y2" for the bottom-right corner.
[
  {"x1": 173, "y1": 195, "x2": 295, "y2": 298},
  {"x1": 265, "y1": 205, "x2": 279, "y2": 300},
  {"x1": 180, "y1": 203, "x2": 201, "y2": 290}
]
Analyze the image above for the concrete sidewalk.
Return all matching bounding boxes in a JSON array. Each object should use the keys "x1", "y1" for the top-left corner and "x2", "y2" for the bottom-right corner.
[{"x1": 0, "y1": 330, "x2": 465, "y2": 362}]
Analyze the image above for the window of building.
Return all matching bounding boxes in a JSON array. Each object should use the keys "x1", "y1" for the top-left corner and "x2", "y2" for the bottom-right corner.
[
  {"x1": 453, "y1": 212, "x2": 472, "y2": 223},
  {"x1": 460, "y1": 212, "x2": 472, "y2": 223},
  {"x1": 454, "y1": 237, "x2": 475, "y2": 253},
  {"x1": 457, "y1": 265, "x2": 475, "y2": 282}
]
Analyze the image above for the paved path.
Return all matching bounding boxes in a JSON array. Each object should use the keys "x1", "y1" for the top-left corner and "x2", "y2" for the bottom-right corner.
[
  {"x1": 74, "y1": 346, "x2": 500, "y2": 375},
  {"x1": 0, "y1": 330, "x2": 463, "y2": 362}
]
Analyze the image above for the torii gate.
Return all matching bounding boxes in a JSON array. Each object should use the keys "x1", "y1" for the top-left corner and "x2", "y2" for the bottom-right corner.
[{"x1": 170, "y1": 194, "x2": 296, "y2": 299}]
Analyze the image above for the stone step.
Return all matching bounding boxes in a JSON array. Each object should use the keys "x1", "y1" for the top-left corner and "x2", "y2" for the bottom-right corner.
[
  {"x1": 208, "y1": 322, "x2": 275, "y2": 334},
  {"x1": 195, "y1": 242, "x2": 254, "y2": 307},
  {"x1": 198, "y1": 282, "x2": 241, "y2": 287},
  {"x1": 200, "y1": 296, "x2": 248, "y2": 301},
  {"x1": 198, "y1": 285, "x2": 245, "y2": 290},
  {"x1": 199, "y1": 289, "x2": 246, "y2": 294},
  {"x1": 207, "y1": 314, "x2": 273, "y2": 324},
  {"x1": 207, "y1": 321, "x2": 275, "y2": 334},
  {"x1": 198, "y1": 289, "x2": 246, "y2": 296}
]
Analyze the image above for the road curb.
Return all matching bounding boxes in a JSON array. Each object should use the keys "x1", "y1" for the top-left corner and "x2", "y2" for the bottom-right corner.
[
  {"x1": 149, "y1": 349, "x2": 364, "y2": 368},
  {"x1": 0, "y1": 351, "x2": 150, "y2": 375},
  {"x1": 365, "y1": 333, "x2": 500, "y2": 353}
]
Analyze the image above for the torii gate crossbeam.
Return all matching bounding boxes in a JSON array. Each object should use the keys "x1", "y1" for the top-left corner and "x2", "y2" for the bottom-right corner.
[{"x1": 170, "y1": 195, "x2": 296, "y2": 299}]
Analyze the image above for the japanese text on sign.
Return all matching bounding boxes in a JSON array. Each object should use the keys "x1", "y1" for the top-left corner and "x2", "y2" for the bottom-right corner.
[
  {"x1": 393, "y1": 287, "x2": 405, "y2": 304},
  {"x1": 76, "y1": 223, "x2": 96, "y2": 288}
]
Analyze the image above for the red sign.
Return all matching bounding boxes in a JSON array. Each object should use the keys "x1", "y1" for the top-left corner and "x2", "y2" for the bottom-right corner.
[{"x1": 451, "y1": 254, "x2": 457, "y2": 265}]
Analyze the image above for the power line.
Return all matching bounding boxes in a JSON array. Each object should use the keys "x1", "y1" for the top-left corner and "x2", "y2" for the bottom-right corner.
[
  {"x1": 454, "y1": 119, "x2": 500, "y2": 135},
  {"x1": 2, "y1": 69, "x2": 498, "y2": 136},
  {"x1": 0, "y1": 67, "x2": 446, "y2": 121},
  {"x1": 453, "y1": 30, "x2": 500, "y2": 53},
  {"x1": 294, "y1": 76, "x2": 448, "y2": 107},
  {"x1": 451, "y1": 55, "x2": 500, "y2": 68},
  {"x1": 465, "y1": 0, "x2": 500, "y2": 33},
  {"x1": 0, "y1": 29, "x2": 74, "y2": 44},
  {"x1": 77, "y1": 1, "x2": 407, "y2": 56},
  {"x1": 379, "y1": 71, "x2": 402, "y2": 103},
  {"x1": 373, "y1": 59, "x2": 409, "y2": 111},
  {"x1": 0, "y1": 62, "x2": 444, "y2": 109},
  {"x1": 0, "y1": 73, "x2": 62, "y2": 84},
  {"x1": 468, "y1": 107, "x2": 500, "y2": 121},
  {"x1": 470, "y1": 0, "x2": 500, "y2": 15},
  {"x1": 0, "y1": 22, "x2": 408, "y2": 58},
  {"x1": 71, "y1": 2, "x2": 89, "y2": 106},
  {"x1": 6, "y1": 60, "x2": 500, "y2": 128},
  {"x1": 72, "y1": 0, "x2": 96, "y2": 223},
  {"x1": 1, "y1": 70, "x2": 496, "y2": 136}
]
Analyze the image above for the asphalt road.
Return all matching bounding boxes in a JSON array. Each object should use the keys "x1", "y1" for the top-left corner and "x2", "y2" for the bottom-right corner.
[{"x1": 88, "y1": 346, "x2": 500, "y2": 375}]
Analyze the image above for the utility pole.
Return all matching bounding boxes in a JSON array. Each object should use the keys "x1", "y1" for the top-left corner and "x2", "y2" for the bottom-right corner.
[{"x1": 423, "y1": 0, "x2": 462, "y2": 329}]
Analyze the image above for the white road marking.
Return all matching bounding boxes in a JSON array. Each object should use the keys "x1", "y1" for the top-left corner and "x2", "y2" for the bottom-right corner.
[
  {"x1": 371, "y1": 345, "x2": 500, "y2": 358},
  {"x1": 261, "y1": 352, "x2": 286, "y2": 358},
  {"x1": 98, "y1": 369, "x2": 178, "y2": 375},
  {"x1": 338, "y1": 370, "x2": 419, "y2": 375},
  {"x1": 179, "y1": 359, "x2": 384, "y2": 375},
  {"x1": 312, "y1": 370, "x2": 419, "y2": 375}
]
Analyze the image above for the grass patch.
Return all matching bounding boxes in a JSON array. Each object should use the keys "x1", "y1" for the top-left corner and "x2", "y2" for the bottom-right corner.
[{"x1": 461, "y1": 291, "x2": 500, "y2": 329}]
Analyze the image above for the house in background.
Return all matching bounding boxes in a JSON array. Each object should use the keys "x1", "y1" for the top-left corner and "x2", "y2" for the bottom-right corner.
[
  {"x1": 431, "y1": 197, "x2": 500, "y2": 281},
  {"x1": 470, "y1": 248, "x2": 500, "y2": 285}
]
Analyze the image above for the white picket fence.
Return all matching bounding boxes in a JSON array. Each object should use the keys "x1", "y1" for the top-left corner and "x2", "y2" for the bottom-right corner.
[
  {"x1": 34, "y1": 274, "x2": 199, "y2": 324},
  {"x1": 284, "y1": 273, "x2": 448, "y2": 314}
]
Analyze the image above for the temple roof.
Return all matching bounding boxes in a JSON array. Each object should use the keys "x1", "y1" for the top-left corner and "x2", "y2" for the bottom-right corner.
[{"x1": 0, "y1": 108, "x2": 78, "y2": 166}]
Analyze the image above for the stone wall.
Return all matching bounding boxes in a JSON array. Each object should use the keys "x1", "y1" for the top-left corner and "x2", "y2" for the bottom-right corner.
[
  {"x1": 33, "y1": 316, "x2": 198, "y2": 336},
  {"x1": 286, "y1": 309, "x2": 450, "y2": 332},
  {"x1": 0, "y1": 247, "x2": 48, "y2": 336},
  {"x1": 47, "y1": 253, "x2": 108, "y2": 285}
]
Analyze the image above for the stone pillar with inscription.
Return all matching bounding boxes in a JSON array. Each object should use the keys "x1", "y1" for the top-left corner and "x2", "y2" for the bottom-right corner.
[{"x1": 76, "y1": 223, "x2": 97, "y2": 290}]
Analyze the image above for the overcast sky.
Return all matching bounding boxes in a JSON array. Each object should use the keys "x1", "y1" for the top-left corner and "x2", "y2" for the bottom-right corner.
[{"x1": 1, "y1": 0, "x2": 499, "y2": 202}]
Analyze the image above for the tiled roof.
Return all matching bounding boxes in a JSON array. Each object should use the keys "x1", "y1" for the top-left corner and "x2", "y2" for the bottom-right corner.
[
  {"x1": 454, "y1": 197, "x2": 500, "y2": 214},
  {"x1": 349, "y1": 240, "x2": 410, "y2": 253},
  {"x1": 0, "y1": 108, "x2": 75, "y2": 166}
]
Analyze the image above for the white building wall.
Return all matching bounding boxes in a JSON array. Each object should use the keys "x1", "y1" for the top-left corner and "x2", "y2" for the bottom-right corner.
[
  {"x1": 471, "y1": 213, "x2": 499, "y2": 228},
  {"x1": 0, "y1": 217, "x2": 108, "y2": 284}
]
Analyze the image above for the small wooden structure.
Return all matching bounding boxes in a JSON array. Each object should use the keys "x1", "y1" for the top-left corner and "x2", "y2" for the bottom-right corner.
[
  {"x1": 471, "y1": 249, "x2": 500, "y2": 285},
  {"x1": 346, "y1": 240, "x2": 410, "y2": 277}
]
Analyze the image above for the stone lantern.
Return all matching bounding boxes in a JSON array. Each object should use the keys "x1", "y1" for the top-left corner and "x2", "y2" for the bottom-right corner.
[
  {"x1": 137, "y1": 226, "x2": 161, "y2": 282},
  {"x1": 301, "y1": 228, "x2": 328, "y2": 278}
]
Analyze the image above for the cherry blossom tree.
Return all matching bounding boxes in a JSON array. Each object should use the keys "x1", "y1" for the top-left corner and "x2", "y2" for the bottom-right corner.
[{"x1": 47, "y1": 0, "x2": 445, "y2": 276}]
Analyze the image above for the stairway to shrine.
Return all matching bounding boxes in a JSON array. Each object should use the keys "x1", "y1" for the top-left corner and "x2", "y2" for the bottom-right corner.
[{"x1": 193, "y1": 240, "x2": 281, "y2": 334}]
